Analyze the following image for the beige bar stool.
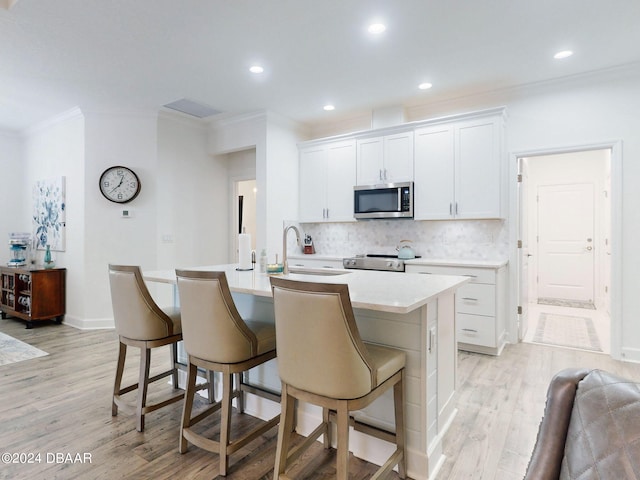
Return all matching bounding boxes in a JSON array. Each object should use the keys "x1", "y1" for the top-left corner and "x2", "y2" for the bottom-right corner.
[
  {"x1": 109, "y1": 264, "x2": 190, "y2": 432},
  {"x1": 176, "y1": 269, "x2": 280, "y2": 476},
  {"x1": 270, "y1": 277, "x2": 407, "y2": 480}
]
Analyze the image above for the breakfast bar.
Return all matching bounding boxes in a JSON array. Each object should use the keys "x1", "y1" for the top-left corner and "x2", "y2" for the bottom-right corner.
[{"x1": 144, "y1": 265, "x2": 469, "y2": 480}]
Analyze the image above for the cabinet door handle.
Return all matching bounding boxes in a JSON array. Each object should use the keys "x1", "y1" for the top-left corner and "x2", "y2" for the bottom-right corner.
[
  {"x1": 461, "y1": 328, "x2": 478, "y2": 333},
  {"x1": 462, "y1": 297, "x2": 479, "y2": 302},
  {"x1": 462, "y1": 274, "x2": 478, "y2": 278},
  {"x1": 418, "y1": 272, "x2": 433, "y2": 274},
  {"x1": 449, "y1": 203, "x2": 453, "y2": 215},
  {"x1": 455, "y1": 202, "x2": 459, "y2": 215},
  {"x1": 379, "y1": 169, "x2": 383, "y2": 181},
  {"x1": 326, "y1": 208, "x2": 329, "y2": 218}
]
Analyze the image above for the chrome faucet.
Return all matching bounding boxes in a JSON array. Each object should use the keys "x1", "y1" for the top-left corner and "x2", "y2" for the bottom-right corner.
[{"x1": 282, "y1": 224, "x2": 301, "y2": 275}]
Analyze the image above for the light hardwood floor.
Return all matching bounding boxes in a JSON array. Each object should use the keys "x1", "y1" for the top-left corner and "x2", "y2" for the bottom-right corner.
[{"x1": 1, "y1": 318, "x2": 639, "y2": 480}]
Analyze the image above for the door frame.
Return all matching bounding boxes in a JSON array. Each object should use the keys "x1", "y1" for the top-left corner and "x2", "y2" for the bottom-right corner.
[
  {"x1": 229, "y1": 173, "x2": 257, "y2": 263},
  {"x1": 508, "y1": 140, "x2": 622, "y2": 358}
]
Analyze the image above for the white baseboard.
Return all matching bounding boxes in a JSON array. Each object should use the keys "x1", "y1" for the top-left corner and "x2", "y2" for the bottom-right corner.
[
  {"x1": 620, "y1": 347, "x2": 640, "y2": 363},
  {"x1": 62, "y1": 315, "x2": 114, "y2": 330}
]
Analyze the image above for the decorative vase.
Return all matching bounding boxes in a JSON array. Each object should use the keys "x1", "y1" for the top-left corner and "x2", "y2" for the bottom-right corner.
[{"x1": 44, "y1": 245, "x2": 55, "y2": 269}]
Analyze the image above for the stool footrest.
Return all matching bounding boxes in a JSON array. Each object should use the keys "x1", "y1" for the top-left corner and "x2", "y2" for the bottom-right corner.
[
  {"x1": 327, "y1": 410, "x2": 397, "y2": 444},
  {"x1": 240, "y1": 382, "x2": 281, "y2": 404}
]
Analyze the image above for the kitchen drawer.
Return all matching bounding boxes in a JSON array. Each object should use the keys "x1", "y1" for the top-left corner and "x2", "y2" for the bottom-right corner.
[
  {"x1": 288, "y1": 258, "x2": 344, "y2": 269},
  {"x1": 406, "y1": 265, "x2": 495, "y2": 284},
  {"x1": 457, "y1": 313, "x2": 495, "y2": 348},
  {"x1": 456, "y1": 283, "x2": 495, "y2": 316}
]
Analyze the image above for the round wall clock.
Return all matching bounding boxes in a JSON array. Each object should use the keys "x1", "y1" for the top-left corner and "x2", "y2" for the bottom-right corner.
[{"x1": 99, "y1": 166, "x2": 141, "y2": 203}]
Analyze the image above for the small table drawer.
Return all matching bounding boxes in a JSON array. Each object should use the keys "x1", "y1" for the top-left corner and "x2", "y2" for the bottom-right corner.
[
  {"x1": 456, "y1": 283, "x2": 495, "y2": 316},
  {"x1": 457, "y1": 313, "x2": 496, "y2": 348}
]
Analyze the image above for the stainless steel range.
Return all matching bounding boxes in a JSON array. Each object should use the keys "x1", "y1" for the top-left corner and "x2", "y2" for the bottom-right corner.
[{"x1": 342, "y1": 254, "x2": 419, "y2": 272}]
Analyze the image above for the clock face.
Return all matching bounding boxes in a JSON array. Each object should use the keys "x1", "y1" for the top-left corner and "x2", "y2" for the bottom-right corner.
[{"x1": 99, "y1": 166, "x2": 141, "y2": 203}]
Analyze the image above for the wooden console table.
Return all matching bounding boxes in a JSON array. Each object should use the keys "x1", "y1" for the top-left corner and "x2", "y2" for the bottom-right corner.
[{"x1": 0, "y1": 266, "x2": 66, "y2": 328}]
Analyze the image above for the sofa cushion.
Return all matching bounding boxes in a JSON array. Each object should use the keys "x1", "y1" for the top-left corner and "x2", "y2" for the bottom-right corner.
[{"x1": 560, "y1": 369, "x2": 640, "y2": 479}]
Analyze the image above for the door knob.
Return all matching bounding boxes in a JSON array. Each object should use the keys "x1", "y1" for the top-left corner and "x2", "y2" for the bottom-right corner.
[{"x1": 586, "y1": 246, "x2": 593, "y2": 251}]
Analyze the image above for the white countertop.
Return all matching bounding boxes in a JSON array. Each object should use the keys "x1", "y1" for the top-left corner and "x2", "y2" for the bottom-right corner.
[
  {"x1": 404, "y1": 258, "x2": 508, "y2": 268},
  {"x1": 144, "y1": 264, "x2": 469, "y2": 314}
]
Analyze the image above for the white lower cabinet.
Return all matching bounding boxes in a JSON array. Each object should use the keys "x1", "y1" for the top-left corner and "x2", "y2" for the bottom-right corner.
[{"x1": 406, "y1": 263, "x2": 507, "y2": 355}]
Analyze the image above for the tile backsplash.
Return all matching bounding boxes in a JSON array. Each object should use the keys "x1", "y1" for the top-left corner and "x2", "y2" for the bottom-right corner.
[{"x1": 296, "y1": 219, "x2": 509, "y2": 260}]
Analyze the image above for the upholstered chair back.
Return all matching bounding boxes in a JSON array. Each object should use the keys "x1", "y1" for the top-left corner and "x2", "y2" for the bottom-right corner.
[
  {"x1": 176, "y1": 270, "x2": 258, "y2": 363},
  {"x1": 270, "y1": 277, "x2": 376, "y2": 399},
  {"x1": 108, "y1": 264, "x2": 176, "y2": 341}
]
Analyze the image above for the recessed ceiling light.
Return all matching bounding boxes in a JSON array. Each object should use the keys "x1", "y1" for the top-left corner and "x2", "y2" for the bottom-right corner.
[
  {"x1": 249, "y1": 65, "x2": 264, "y2": 74},
  {"x1": 368, "y1": 23, "x2": 386, "y2": 34},
  {"x1": 554, "y1": 50, "x2": 573, "y2": 59},
  {"x1": 323, "y1": 105, "x2": 335, "y2": 111},
  {"x1": 418, "y1": 82, "x2": 433, "y2": 90}
]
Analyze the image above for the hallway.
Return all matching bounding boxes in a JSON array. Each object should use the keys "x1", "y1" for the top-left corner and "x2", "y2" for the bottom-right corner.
[{"x1": 523, "y1": 301, "x2": 610, "y2": 355}]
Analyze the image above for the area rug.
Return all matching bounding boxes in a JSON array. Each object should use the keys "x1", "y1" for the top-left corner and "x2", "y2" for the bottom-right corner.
[
  {"x1": 532, "y1": 313, "x2": 602, "y2": 352},
  {"x1": 538, "y1": 297, "x2": 596, "y2": 310},
  {"x1": 0, "y1": 331, "x2": 49, "y2": 366}
]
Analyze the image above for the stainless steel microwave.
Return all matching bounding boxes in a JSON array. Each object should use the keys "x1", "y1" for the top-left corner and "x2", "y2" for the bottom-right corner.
[{"x1": 354, "y1": 182, "x2": 413, "y2": 219}]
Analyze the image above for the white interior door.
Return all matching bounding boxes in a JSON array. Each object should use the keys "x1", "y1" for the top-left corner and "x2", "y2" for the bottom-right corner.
[{"x1": 537, "y1": 183, "x2": 595, "y2": 303}]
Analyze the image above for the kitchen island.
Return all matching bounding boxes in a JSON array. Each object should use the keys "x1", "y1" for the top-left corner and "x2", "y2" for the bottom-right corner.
[{"x1": 144, "y1": 265, "x2": 468, "y2": 480}]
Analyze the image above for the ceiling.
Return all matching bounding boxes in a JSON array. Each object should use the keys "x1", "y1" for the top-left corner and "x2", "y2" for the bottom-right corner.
[{"x1": 2, "y1": 0, "x2": 640, "y2": 132}]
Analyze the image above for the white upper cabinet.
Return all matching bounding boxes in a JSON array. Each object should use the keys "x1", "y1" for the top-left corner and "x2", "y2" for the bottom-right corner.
[
  {"x1": 414, "y1": 112, "x2": 504, "y2": 220},
  {"x1": 356, "y1": 131, "x2": 414, "y2": 185},
  {"x1": 299, "y1": 139, "x2": 356, "y2": 223},
  {"x1": 414, "y1": 125, "x2": 455, "y2": 220}
]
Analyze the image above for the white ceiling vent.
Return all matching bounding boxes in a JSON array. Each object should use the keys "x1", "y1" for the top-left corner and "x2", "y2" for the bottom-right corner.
[{"x1": 163, "y1": 98, "x2": 222, "y2": 118}]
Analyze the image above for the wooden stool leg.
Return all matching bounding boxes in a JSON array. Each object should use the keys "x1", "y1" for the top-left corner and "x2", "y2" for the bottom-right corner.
[
  {"x1": 394, "y1": 370, "x2": 407, "y2": 479},
  {"x1": 206, "y1": 370, "x2": 215, "y2": 404},
  {"x1": 170, "y1": 342, "x2": 179, "y2": 389},
  {"x1": 274, "y1": 383, "x2": 296, "y2": 478},
  {"x1": 336, "y1": 401, "x2": 350, "y2": 480},
  {"x1": 112, "y1": 341, "x2": 127, "y2": 416},
  {"x1": 235, "y1": 372, "x2": 244, "y2": 413},
  {"x1": 323, "y1": 407, "x2": 331, "y2": 448},
  {"x1": 179, "y1": 362, "x2": 198, "y2": 453},
  {"x1": 219, "y1": 372, "x2": 233, "y2": 476},
  {"x1": 136, "y1": 346, "x2": 151, "y2": 432}
]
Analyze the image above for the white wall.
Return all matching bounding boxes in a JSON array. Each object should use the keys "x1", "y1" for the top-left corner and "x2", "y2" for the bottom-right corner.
[
  {"x1": 0, "y1": 130, "x2": 25, "y2": 265},
  {"x1": 264, "y1": 113, "x2": 304, "y2": 256},
  {"x1": 157, "y1": 113, "x2": 227, "y2": 271},
  {"x1": 226, "y1": 149, "x2": 257, "y2": 260},
  {"x1": 207, "y1": 111, "x2": 306, "y2": 260},
  {"x1": 23, "y1": 108, "x2": 85, "y2": 325}
]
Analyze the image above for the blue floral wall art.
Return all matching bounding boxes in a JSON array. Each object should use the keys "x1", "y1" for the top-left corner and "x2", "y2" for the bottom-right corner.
[{"x1": 32, "y1": 177, "x2": 66, "y2": 251}]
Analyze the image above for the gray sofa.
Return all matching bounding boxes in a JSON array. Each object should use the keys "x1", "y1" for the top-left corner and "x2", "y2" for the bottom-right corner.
[{"x1": 524, "y1": 368, "x2": 640, "y2": 479}]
